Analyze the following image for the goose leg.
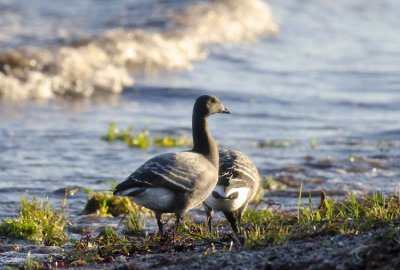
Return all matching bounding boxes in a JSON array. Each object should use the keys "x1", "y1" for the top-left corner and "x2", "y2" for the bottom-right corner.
[
  {"x1": 155, "y1": 212, "x2": 163, "y2": 236},
  {"x1": 174, "y1": 214, "x2": 183, "y2": 236},
  {"x1": 204, "y1": 204, "x2": 214, "y2": 233},
  {"x1": 223, "y1": 211, "x2": 240, "y2": 235}
]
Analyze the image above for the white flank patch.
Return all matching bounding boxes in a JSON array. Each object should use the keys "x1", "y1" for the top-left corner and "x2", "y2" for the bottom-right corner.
[
  {"x1": 205, "y1": 186, "x2": 250, "y2": 212},
  {"x1": 131, "y1": 187, "x2": 176, "y2": 212},
  {"x1": 117, "y1": 187, "x2": 141, "y2": 196}
]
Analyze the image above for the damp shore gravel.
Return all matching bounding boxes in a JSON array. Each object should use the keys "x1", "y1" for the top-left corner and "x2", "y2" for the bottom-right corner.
[{"x1": 108, "y1": 226, "x2": 399, "y2": 270}]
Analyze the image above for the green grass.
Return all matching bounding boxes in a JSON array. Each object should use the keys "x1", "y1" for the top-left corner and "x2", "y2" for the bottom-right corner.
[
  {"x1": 243, "y1": 190, "x2": 400, "y2": 248},
  {"x1": 98, "y1": 190, "x2": 399, "y2": 253},
  {"x1": 178, "y1": 218, "x2": 222, "y2": 242},
  {"x1": 244, "y1": 224, "x2": 289, "y2": 248},
  {"x1": 67, "y1": 227, "x2": 130, "y2": 265},
  {"x1": 22, "y1": 253, "x2": 44, "y2": 270},
  {"x1": 242, "y1": 209, "x2": 277, "y2": 225},
  {"x1": 124, "y1": 211, "x2": 145, "y2": 234},
  {"x1": 4, "y1": 187, "x2": 398, "y2": 266},
  {"x1": 0, "y1": 195, "x2": 69, "y2": 245}
]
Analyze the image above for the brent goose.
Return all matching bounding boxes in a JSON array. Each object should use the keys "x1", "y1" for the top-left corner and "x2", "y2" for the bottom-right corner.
[
  {"x1": 114, "y1": 95, "x2": 230, "y2": 235},
  {"x1": 204, "y1": 150, "x2": 260, "y2": 234}
]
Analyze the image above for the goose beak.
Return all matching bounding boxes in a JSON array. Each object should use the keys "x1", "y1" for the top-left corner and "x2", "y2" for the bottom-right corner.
[{"x1": 221, "y1": 106, "x2": 230, "y2": 114}]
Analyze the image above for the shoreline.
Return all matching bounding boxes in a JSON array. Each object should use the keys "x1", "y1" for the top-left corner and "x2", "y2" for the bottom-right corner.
[
  {"x1": 113, "y1": 225, "x2": 399, "y2": 270},
  {"x1": 1, "y1": 191, "x2": 399, "y2": 269},
  {"x1": 1, "y1": 224, "x2": 398, "y2": 269}
]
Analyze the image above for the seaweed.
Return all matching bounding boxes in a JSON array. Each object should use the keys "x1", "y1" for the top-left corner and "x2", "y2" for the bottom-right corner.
[
  {"x1": 254, "y1": 139, "x2": 294, "y2": 148},
  {"x1": 154, "y1": 134, "x2": 192, "y2": 148},
  {"x1": 103, "y1": 123, "x2": 192, "y2": 149}
]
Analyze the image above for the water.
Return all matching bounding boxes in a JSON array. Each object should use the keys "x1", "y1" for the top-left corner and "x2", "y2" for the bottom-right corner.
[{"x1": 0, "y1": 0, "x2": 399, "y2": 223}]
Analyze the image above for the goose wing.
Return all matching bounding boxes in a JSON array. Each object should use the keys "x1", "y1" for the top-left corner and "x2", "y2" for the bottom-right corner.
[
  {"x1": 219, "y1": 150, "x2": 259, "y2": 189},
  {"x1": 115, "y1": 152, "x2": 215, "y2": 195}
]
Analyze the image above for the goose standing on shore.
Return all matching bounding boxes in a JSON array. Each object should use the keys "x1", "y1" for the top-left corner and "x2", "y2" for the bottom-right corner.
[
  {"x1": 114, "y1": 95, "x2": 230, "y2": 235},
  {"x1": 204, "y1": 150, "x2": 260, "y2": 234}
]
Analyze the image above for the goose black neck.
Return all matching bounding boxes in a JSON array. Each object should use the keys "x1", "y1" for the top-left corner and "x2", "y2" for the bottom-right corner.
[{"x1": 192, "y1": 111, "x2": 219, "y2": 169}]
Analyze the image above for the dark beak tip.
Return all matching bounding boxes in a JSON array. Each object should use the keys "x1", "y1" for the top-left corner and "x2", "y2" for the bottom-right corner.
[{"x1": 222, "y1": 107, "x2": 231, "y2": 114}]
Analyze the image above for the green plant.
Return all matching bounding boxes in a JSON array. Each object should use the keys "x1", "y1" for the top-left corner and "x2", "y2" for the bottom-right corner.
[
  {"x1": 124, "y1": 211, "x2": 145, "y2": 234},
  {"x1": 310, "y1": 138, "x2": 318, "y2": 149},
  {"x1": 261, "y1": 177, "x2": 287, "y2": 190},
  {"x1": 103, "y1": 123, "x2": 152, "y2": 149},
  {"x1": 67, "y1": 227, "x2": 130, "y2": 264},
  {"x1": 103, "y1": 123, "x2": 193, "y2": 149},
  {"x1": 0, "y1": 195, "x2": 69, "y2": 245},
  {"x1": 21, "y1": 253, "x2": 43, "y2": 270},
  {"x1": 104, "y1": 123, "x2": 120, "y2": 141},
  {"x1": 255, "y1": 139, "x2": 294, "y2": 148},
  {"x1": 244, "y1": 224, "x2": 288, "y2": 248},
  {"x1": 242, "y1": 209, "x2": 275, "y2": 225},
  {"x1": 179, "y1": 218, "x2": 221, "y2": 242},
  {"x1": 126, "y1": 129, "x2": 152, "y2": 149},
  {"x1": 296, "y1": 191, "x2": 400, "y2": 235},
  {"x1": 241, "y1": 189, "x2": 400, "y2": 249},
  {"x1": 154, "y1": 134, "x2": 192, "y2": 148},
  {"x1": 82, "y1": 192, "x2": 152, "y2": 217}
]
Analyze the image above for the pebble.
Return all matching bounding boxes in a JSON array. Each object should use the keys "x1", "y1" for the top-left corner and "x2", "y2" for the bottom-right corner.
[{"x1": 115, "y1": 255, "x2": 126, "y2": 262}]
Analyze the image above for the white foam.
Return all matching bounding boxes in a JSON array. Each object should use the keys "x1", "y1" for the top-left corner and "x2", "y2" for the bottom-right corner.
[{"x1": 0, "y1": 0, "x2": 278, "y2": 101}]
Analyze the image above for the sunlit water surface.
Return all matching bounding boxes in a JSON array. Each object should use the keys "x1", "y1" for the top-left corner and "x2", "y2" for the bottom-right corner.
[{"x1": 0, "y1": 0, "x2": 399, "y2": 229}]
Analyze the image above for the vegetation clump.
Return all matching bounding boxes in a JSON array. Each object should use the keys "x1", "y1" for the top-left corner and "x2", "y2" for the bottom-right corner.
[
  {"x1": 104, "y1": 123, "x2": 192, "y2": 149},
  {"x1": 261, "y1": 177, "x2": 288, "y2": 190},
  {"x1": 154, "y1": 134, "x2": 192, "y2": 148},
  {"x1": 67, "y1": 227, "x2": 130, "y2": 264},
  {"x1": 124, "y1": 211, "x2": 145, "y2": 234},
  {"x1": 177, "y1": 217, "x2": 222, "y2": 242},
  {"x1": 22, "y1": 253, "x2": 44, "y2": 270},
  {"x1": 128, "y1": 218, "x2": 229, "y2": 255},
  {"x1": 252, "y1": 177, "x2": 288, "y2": 205},
  {"x1": 242, "y1": 190, "x2": 400, "y2": 248},
  {"x1": 82, "y1": 191, "x2": 152, "y2": 217},
  {"x1": 0, "y1": 195, "x2": 68, "y2": 246},
  {"x1": 254, "y1": 139, "x2": 294, "y2": 148},
  {"x1": 104, "y1": 123, "x2": 152, "y2": 149},
  {"x1": 3, "y1": 189, "x2": 398, "y2": 267}
]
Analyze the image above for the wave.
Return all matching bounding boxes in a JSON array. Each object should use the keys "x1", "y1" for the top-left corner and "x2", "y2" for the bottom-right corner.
[{"x1": 0, "y1": 0, "x2": 278, "y2": 100}]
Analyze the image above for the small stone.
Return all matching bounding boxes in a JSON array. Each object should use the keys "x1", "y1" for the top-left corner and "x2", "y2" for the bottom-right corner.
[{"x1": 115, "y1": 255, "x2": 126, "y2": 262}]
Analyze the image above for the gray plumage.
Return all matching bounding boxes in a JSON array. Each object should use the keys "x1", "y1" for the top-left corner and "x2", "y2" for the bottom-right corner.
[
  {"x1": 204, "y1": 149, "x2": 260, "y2": 234},
  {"x1": 114, "y1": 95, "x2": 230, "y2": 235}
]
